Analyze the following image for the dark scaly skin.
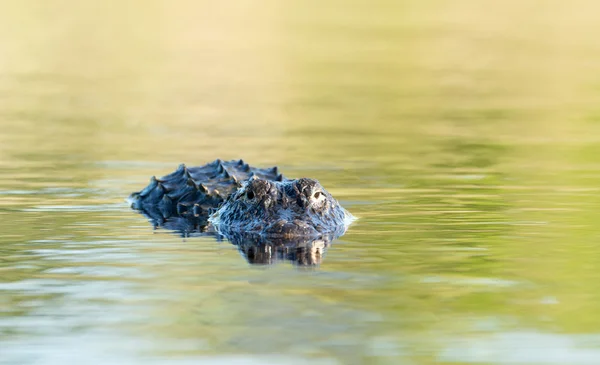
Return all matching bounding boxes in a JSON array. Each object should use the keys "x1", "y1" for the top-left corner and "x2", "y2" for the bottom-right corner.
[
  {"x1": 209, "y1": 177, "x2": 352, "y2": 237},
  {"x1": 128, "y1": 159, "x2": 284, "y2": 231},
  {"x1": 128, "y1": 159, "x2": 354, "y2": 266}
]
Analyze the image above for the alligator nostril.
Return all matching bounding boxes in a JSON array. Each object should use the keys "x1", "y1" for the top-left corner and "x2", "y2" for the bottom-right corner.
[{"x1": 247, "y1": 191, "x2": 255, "y2": 200}]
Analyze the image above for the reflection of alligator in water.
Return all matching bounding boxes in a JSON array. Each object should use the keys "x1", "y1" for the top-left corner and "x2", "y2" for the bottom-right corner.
[
  {"x1": 153, "y1": 224, "x2": 334, "y2": 266},
  {"x1": 226, "y1": 232, "x2": 332, "y2": 266},
  {"x1": 128, "y1": 159, "x2": 355, "y2": 265}
]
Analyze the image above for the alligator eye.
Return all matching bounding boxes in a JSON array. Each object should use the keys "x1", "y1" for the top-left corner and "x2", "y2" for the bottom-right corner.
[
  {"x1": 246, "y1": 191, "x2": 255, "y2": 200},
  {"x1": 313, "y1": 192, "x2": 322, "y2": 199}
]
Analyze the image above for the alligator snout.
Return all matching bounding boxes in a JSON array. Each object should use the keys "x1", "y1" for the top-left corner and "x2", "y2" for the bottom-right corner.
[{"x1": 209, "y1": 174, "x2": 352, "y2": 237}]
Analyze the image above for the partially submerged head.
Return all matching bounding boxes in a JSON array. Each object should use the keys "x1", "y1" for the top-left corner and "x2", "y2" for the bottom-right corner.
[{"x1": 209, "y1": 177, "x2": 354, "y2": 237}]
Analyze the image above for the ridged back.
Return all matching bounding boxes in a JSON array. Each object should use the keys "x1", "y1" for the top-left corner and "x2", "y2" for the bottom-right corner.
[{"x1": 128, "y1": 159, "x2": 284, "y2": 229}]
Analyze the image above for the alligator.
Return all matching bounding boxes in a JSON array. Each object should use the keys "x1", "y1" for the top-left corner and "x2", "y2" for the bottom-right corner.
[{"x1": 128, "y1": 159, "x2": 355, "y2": 250}]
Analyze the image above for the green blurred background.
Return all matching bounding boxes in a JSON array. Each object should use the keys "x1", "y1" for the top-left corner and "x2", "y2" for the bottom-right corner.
[{"x1": 2, "y1": 1, "x2": 600, "y2": 364}]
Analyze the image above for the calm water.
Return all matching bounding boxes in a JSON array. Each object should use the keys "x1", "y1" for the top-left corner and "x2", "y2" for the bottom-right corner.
[{"x1": 2, "y1": 1, "x2": 600, "y2": 364}]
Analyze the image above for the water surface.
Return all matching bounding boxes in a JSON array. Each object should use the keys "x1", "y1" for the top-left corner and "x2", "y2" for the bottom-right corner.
[{"x1": 2, "y1": 1, "x2": 600, "y2": 364}]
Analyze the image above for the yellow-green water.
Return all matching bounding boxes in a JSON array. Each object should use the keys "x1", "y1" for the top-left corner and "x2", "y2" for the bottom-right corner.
[{"x1": 2, "y1": 1, "x2": 600, "y2": 364}]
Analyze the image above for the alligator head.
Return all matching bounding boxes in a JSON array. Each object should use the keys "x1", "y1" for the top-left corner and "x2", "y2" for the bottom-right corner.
[{"x1": 209, "y1": 176, "x2": 354, "y2": 237}]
